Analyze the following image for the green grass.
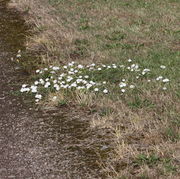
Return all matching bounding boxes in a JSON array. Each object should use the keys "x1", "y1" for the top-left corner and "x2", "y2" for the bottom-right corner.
[
  {"x1": 17, "y1": 0, "x2": 180, "y2": 177},
  {"x1": 46, "y1": 0, "x2": 180, "y2": 94},
  {"x1": 134, "y1": 153, "x2": 160, "y2": 167},
  {"x1": 45, "y1": 1, "x2": 179, "y2": 177}
]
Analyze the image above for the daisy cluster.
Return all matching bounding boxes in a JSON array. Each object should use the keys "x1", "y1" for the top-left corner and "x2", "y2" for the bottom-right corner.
[{"x1": 20, "y1": 59, "x2": 170, "y2": 102}]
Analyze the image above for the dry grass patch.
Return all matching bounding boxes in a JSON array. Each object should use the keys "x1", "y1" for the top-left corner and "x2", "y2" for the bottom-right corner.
[{"x1": 13, "y1": 0, "x2": 180, "y2": 178}]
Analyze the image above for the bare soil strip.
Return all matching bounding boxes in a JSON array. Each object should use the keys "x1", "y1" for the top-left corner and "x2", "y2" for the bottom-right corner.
[{"x1": 0, "y1": 2, "x2": 105, "y2": 179}]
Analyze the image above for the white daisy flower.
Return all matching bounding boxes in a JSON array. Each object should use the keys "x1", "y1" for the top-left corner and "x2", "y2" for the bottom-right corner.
[
  {"x1": 35, "y1": 94, "x2": 42, "y2": 99},
  {"x1": 22, "y1": 84, "x2": 27, "y2": 88},
  {"x1": 35, "y1": 99, "x2": 39, "y2": 103},
  {"x1": 53, "y1": 80, "x2": 57, "y2": 84},
  {"x1": 44, "y1": 82, "x2": 51, "y2": 88},
  {"x1": 52, "y1": 66, "x2": 60, "y2": 71},
  {"x1": 94, "y1": 88, "x2": 99, "y2": 92},
  {"x1": 162, "y1": 87, "x2": 167, "y2": 90},
  {"x1": 160, "y1": 65, "x2": 166, "y2": 69},
  {"x1": 119, "y1": 82, "x2": 126, "y2": 88},
  {"x1": 52, "y1": 96, "x2": 57, "y2": 101},
  {"x1": 36, "y1": 69, "x2": 40, "y2": 73},
  {"x1": 16, "y1": 54, "x2": 21, "y2": 58},
  {"x1": 156, "y1": 76, "x2": 163, "y2": 81},
  {"x1": 162, "y1": 78, "x2": 169, "y2": 83},
  {"x1": 86, "y1": 84, "x2": 92, "y2": 89},
  {"x1": 71, "y1": 83, "x2": 77, "y2": 87},
  {"x1": 120, "y1": 65, "x2": 125, "y2": 68},
  {"x1": 103, "y1": 89, "x2": 108, "y2": 94},
  {"x1": 31, "y1": 86, "x2": 37, "y2": 93},
  {"x1": 129, "y1": 85, "x2": 135, "y2": 89},
  {"x1": 50, "y1": 71, "x2": 55, "y2": 74},
  {"x1": 39, "y1": 79, "x2": 45, "y2": 84},
  {"x1": 34, "y1": 81, "x2": 39, "y2": 85},
  {"x1": 78, "y1": 64, "x2": 84, "y2": 69},
  {"x1": 91, "y1": 63, "x2": 96, "y2": 67},
  {"x1": 68, "y1": 71, "x2": 74, "y2": 75}
]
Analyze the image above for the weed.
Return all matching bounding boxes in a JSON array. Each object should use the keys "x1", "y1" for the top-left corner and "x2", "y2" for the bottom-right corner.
[
  {"x1": 163, "y1": 158, "x2": 177, "y2": 173},
  {"x1": 134, "y1": 154, "x2": 160, "y2": 167}
]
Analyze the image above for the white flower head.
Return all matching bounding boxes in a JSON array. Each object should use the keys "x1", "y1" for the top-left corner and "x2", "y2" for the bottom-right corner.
[
  {"x1": 44, "y1": 82, "x2": 51, "y2": 88},
  {"x1": 78, "y1": 64, "x2": 84, "y2": 69},
  {"x1": 103, "y1": 89, "x2": 108, "y2": 94},
  {"x1": 36, "y1": 69, "x2": 40, "y2": 73},
  {"x1": 52, "y1": 66, "x2": 60, "y2": 71},
  {"x1": 35, "y1": 99, "x2": 40, "y2": 103},
  {"x1": 119, "y1": 82, "x2": 126, "y2": 88},
  {"x1": 22, "y1": 84, "x2": 27, "y2": 88},
  {"x1": 162, "y1": 78, "x2": 170, "y2": 83},
  {"x1": 160, "y1": 65, "x2": 166, "y2": 69},
  {"x1": 52, "y1": 96, "x2": 57, "y2": 101},
  {"x1": 39, "y1": 79, "x2": 45, "y2": 84},
  {"x1": 91, "y1": 63, "x2": 96, "y2": 67},
  {"x1": 53, "y1": 80, "x2": 57, "y2": 84},
  {"x1": 129, "y1": 85, "x2": 135, "y2": 89},
  {"x1": 20, "y1": 87, "x2": 30, "y2": 93},
  {"x1": 35, "y1": 94, "x2": 42, "y2": 99},
  {"x1": 94, "y1": 88, "x2": 99, "y2": 92},
  {"x1": 50, "y1": 71, "x2": 55, "y2": 74},
  {"x1": 34, "y1": 81, "x2": 39, "y2": 85},
  {"x1": 120, "y1": 65, "x2": 125, "y2": 68},
  {"x1": 31, "y1": 85, "x2": 37, "y2": 93},
  {"x1": 86, "y1": 84, "x2": 92, "y2": 89},
  {"x1": 16, "y1": 54, "x2": 21, "y2": 58},
  {"x1": 162, "y1": 87, "x2": 167, "y2": 90},
  {"x1": 156, "y1": 76, "x2": 163, "y2": 81}
]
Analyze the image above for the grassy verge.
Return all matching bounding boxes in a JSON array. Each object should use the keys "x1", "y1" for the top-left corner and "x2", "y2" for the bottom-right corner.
[{"x1": 12, "y1": 0, "x2": 179, "y2": 178}]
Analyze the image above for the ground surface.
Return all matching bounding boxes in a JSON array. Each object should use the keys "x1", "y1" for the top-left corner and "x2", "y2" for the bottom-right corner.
[
  {"x1": 0, "y1": 2, "x2": 102, "y2": 179},
  {"x1": 2, "y1": 0, "x2": 179, "y2": 178}
]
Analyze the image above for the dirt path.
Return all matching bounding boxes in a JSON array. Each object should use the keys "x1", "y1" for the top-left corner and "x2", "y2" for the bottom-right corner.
[{"x1": 0, "y1": 2, "x2": 104, "y2": 179}]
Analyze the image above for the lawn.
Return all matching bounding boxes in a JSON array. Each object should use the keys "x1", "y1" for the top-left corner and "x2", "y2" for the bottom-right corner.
[{"x1": 14, "y1": 0, "x2": 180, "y2": 178}]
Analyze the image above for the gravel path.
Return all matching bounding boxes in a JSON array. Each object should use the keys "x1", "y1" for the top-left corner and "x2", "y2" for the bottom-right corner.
[{"x1": 0, "y1": 2, "x2": 102, "y2": 179}]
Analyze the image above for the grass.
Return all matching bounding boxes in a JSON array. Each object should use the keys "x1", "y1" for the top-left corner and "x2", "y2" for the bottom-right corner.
[{"x1": 12, "y1": 0, "x2": 180, "y2": 178}]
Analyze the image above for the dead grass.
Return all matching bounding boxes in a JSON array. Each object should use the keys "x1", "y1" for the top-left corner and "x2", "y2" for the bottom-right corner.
[{"x1": 11, "y1": 0, "x2": 180, "y2": 178}]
